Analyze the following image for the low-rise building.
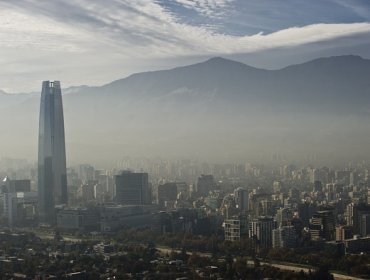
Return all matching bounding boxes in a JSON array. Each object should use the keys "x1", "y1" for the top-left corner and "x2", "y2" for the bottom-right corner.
[
  {"x1": 56, "y1": 208, "x2": 100, "y2": 232},
  {"x1": 344, "y1": 236, "x2": 370, "y2": 254}
]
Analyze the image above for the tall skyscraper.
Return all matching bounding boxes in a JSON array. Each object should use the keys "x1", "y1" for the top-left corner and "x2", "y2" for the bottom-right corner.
[
  {"x1": 234, "y1": 187, "x2": 248, "y2": 211},
  {"x1": 38, "y1": 81, "x2": 67, "y2": 225}
]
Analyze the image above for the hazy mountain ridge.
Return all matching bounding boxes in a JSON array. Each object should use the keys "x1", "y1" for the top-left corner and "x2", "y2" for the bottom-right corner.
[
  {"x1": 68, "y1": 55, "x2": 370, "y2": 113},
  {"x1": 2, "y1": 55, "x2": 370, "y2": 106},
  {"x1": 1, "y1": 55, "x2": 370, "y2": 164}
]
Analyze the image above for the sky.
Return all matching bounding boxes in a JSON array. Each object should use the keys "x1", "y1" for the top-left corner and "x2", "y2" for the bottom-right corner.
[{"x1": 1, "y1": 0, "x2": 370, "y2": 92}]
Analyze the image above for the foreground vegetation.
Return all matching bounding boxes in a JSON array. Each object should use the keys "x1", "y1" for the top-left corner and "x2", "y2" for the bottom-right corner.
[{"x1": 114, "y1": 228, "x2": 370, "y2": 278}]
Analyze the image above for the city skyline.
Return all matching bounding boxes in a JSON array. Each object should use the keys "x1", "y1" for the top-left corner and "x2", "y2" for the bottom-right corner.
[{"x1": 1, "y1": 1, "x2": 370, "y2": 279}]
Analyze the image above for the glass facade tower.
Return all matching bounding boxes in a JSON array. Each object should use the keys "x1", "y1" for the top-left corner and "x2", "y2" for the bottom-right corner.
[{"x1": 38, "y1": 81, "x2": 67, "y2": 225}]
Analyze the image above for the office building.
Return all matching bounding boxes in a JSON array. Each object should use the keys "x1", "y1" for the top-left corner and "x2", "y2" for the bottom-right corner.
[
  {"x1": 80, "y1": 181, "x2": 96, "y2": 202},
  {"x1": 4, "y1": 192, "x2": 38, "y2": 227},
  {"x1": 38, "y1": 81, "x2": 67, "y2": 225},
  {"x1": 56, "y1": 208, "x2": 100, "y2": 232},
  {"x1": 310, "y1": 210, "x2": 335, "y2": 241},
  {"x1": 196, "y1": 174, "x2": 215, "y2": 197},
  {"x1": 101, "y1": 204, "x2": 156, "y2": 232},
  {"x1": 298, "y1": 202, "x2": 316, "y2": 227},
  {"x1": 352, "y1": 203, "x2": 370, "y2": 234},
  {"x1": 157, "y1": 183, "x2": 177, "y2": 208},
  {"x1": 115, "y1": 171, "x2": 150, "y2": 205},
  {"x1": 234, "y1": 187, "x2": 248, "y2": 211},
  {"x1": 344, "y1": 236, "x2": 370, "y2": 254},
  {"x1": 1, "y1": 177, "x2": 30, "y2": 193}
]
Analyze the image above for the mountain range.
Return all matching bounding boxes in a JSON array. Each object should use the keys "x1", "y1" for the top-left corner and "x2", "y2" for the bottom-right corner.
[{"x1": 1, "y1": 55, "x2": 370, "y2": 165}]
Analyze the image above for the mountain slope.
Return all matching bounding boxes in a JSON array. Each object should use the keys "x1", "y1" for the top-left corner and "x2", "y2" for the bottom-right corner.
[
  {"x1": 71, "y1": 55, "x2": 370, "y2": 113},
  {"x1": 1, "y1": 55, "x2": 370, "y2": 164}
]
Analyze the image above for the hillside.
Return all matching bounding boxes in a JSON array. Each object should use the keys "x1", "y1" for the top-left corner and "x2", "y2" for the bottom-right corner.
[{"x1": 1, "y1": 55, "x2": 370, "y2": 164}]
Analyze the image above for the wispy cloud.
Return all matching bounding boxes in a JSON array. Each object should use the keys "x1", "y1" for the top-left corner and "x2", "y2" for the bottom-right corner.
[
  {"x1": 4, "y1": 0, "x2": 369, "y2": 56},
  {"x1": 0, "y1": 8, "x2": 86, "y2": 52},
  {"x1": 171, "y1": 0, "x2": 235, "y2": 18},
  {"x1": 1, "y1": 0, "x2": 370, "y2": 92},
  {"x1": 331, "y1": 0, "x2": 370, "y2": 20}
]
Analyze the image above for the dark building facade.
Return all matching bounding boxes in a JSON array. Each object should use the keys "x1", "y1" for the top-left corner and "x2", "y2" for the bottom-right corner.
[
  {"x1": 157, "y1": 183, "x2": 177, "y2": 208},
  {"x1": 298, "y1": 202, "x2": 316, "y2": 227},
  {"x1": 115, "y1": 171, "x2": 150, "y2": 204},
  {"x1": 353, "y1": 204, "x2": 370, "y2": 235},
  {"x1": 38, "y1": 81, "x2": 67, "y2": 225},
  {"x1": 196, "y1": 174, "x2": 215, "y2": 197},
  {"x1": 310, "y1": 210, "x2": 335, "y2": 241},
  {"x1": 1, "y1": 177, "x2": 30, "y2": 193},
  {"x1": 249, "y1": 216, "x2": 275, "y2": 249}
]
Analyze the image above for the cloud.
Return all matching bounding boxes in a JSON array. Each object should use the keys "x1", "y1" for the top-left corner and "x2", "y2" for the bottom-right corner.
[
  {"x1": 1, "y1": 0, "x2": 370, "y2": 92},
  {"x1": 0, "y1": 8, "x2": 87, "y2": 52},
  {"x1": 4, "y1": 0, "x2": 369, "y2": 56},
  {"x1": 171, "y1": 0, "x2": 235, "y2": 18}
]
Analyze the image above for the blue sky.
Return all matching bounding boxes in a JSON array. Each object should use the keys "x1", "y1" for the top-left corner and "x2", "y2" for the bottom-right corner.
[
  {"x1": 161, "y1": 0, "x2": 370, "y2": 34},
  {"x1": 1, "y1": 0, "x2": 370, "y2": 92}
]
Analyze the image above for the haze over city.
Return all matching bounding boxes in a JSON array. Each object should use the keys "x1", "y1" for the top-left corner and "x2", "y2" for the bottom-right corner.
[{"x1": 0, "y1": 0, "x2": 370, "y2": 164}]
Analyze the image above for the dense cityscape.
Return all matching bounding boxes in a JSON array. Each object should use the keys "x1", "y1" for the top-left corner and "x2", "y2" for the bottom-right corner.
[
  {"x1": 2, "y1": 1, "x2": 370, "y2": 280},
  {"x1": 2, "y1": 138, "x2": 370, "y2": 279}
]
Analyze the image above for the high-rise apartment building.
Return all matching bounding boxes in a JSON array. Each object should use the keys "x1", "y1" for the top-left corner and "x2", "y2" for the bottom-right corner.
[
  {"x1": 38, "y1": 81, "x2": 67, "y2": 225},
  {"x1": 224, "y1": 214, "x2": 248, "y2": 242},
  {"x1": 275, "y1": 207, "x2": 293, "y2": 227},
  {"x1": 272, "y1": 226, "x2": 298, "y2": 248},
  {"x1": 224, "y1": 219, "x2": 242, "y2": 242},
  {"x1": 249, "y1": 216, "x2": 275, "y2": 248}
]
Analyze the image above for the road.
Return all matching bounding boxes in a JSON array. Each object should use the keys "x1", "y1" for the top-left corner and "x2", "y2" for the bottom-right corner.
[
  {"x1": 156, "y1": 247, "x2": 364, "y2": 280},
  {"x1": 14, "y1": 227, "x2": 83, "y2": 242},
  {"x1": 255, "y1": 261, "x2": 365, "y2": 280},
  {"x1": 250, "y1": 258, "x2": 365, "y2": 280}
]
